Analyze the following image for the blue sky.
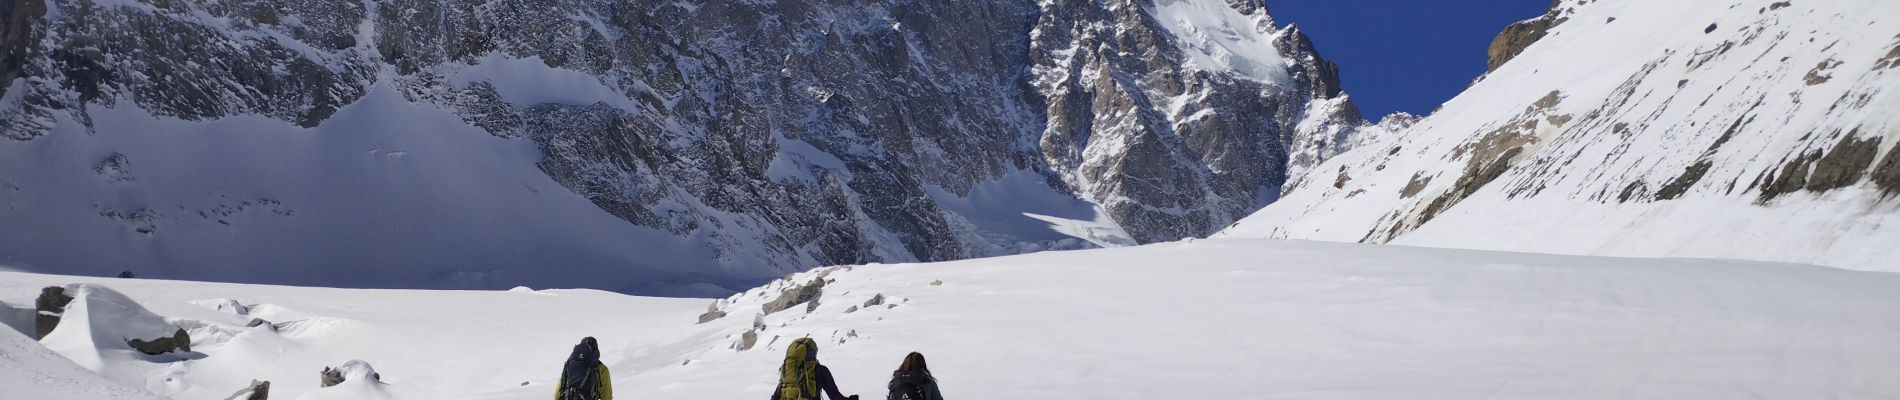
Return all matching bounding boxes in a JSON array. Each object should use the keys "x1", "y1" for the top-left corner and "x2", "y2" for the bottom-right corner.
[{"x1": 1269, "y1": 0, "x2": 1552, "y2": 120}]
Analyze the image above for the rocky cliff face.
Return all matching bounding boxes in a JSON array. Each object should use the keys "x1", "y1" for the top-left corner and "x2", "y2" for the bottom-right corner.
[
  {"x1": 1223, "y1": 0, "x2": 1900, "y2": 272},
  {"x1": 0, "y1": 0, "x2": 1363, "y2": 290},
  {"x1": 1485, "y1": 0, "x2": 1566, "y2": 73}
]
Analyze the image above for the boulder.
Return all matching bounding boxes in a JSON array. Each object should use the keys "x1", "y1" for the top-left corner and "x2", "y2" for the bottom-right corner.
[
  {"x1": 735, "y1": 329, "x2": 759, "y2": 351},
  {"x1": 761, "y1": 279, "x2": 824, "y2": 315},
  {"x1": 126, "y1": 328, "x2": 191, "y2": 355},
  {"x1": 696, "y1": 301, "x2": 727, "y2": 324},
  {"x1": 320, "y1": 367, "x2": 345, "y2": 388},
  {"x1": 223, "y1": 380, "x2": 269, "y2": 400},
  {"x1": 33, "y1": 286, "x2": 73, "y2": 339},
  {"x1": 247, "y1": 318, "x2": 277, "y2": 332}
]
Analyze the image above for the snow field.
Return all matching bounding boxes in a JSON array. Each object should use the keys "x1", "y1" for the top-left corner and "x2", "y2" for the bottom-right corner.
[{"x1": 5, "y1": 239, "x2": 1899, "y2": 399}]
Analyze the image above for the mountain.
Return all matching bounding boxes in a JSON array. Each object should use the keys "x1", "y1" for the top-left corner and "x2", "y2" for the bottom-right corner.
[
  {"x1": 6, "y1": 239, "x2": 1900, "y2": 399},
  {"x1": 1222, "y1": 0, "x2": 1900, "y2": 272},
  {"x1": 0, "y1": 0, "x2": 1364, "y2": 292}
]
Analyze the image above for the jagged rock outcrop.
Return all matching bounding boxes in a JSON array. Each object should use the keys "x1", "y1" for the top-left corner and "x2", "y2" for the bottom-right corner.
[
  {"x1": 0, "y1": 0, "x2": 45, "y2": 102},
  {"x1": 761, "y1": 278, "x2": 824, "y2": 316},
  {"x1": 0, "y1": 0, "x2": 1368, "y2": 289},
  {"x1": 1487, "y1": 0, "x2": 1572, "y2": 72}
]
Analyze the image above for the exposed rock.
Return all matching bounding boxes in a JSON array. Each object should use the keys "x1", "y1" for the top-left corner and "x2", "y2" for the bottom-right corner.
[
  {"x1": 246, "y1": 318, "x2": 276, "y2": 332},
  {"x1": 1656, "y1": 161, "x2": 1713, "y2": 200},
  {"x1": 929, "y1": 280, "x2": 943, "y2": 286},
  {"x1": 1424, "y1": 93, "x2": 1550, "y2": 214},
  {"x1": 33, "y1": 285, "x2": 71, "y2": 339},
  {"x1": 735, "y1": 329, "x2": 759, "y2": 351},
  {"x1": 844, "y1": 306, "x2": 858, "y2": 314},
  {"x1": 1874, "y1": 36, "x2": 1900, "y2": 70},
  {"x1": 116, "y1": 270, "x2": 135, "y2": 279},
  {"x1": 0, "y1": 0, "x2": 1371, "y2": 283},
  {"x1": 1759, "y1": 151, "x2": 1820, "y2": 202},
  {"x1": 762, "y1": 279, "x2": 824, "y2": 316},
  {"x1": 1804, "y1": 60, "x2": 1840, "y2": 85},
  {"x1": 320, "y1": 360, "x2": 382, "y2": 388},
  {"x1": 93, "y1": 153, "x2": 132, "y2": 182},
  {"x1": 1873, "y1": 142, "x2": 1900, "y2": 196},
  {"x1": 1401, "y1": 173, "x2": 1432, "y2": 199},
  {"x1": 319, "y1": 367, "x2": 345, "y2": 388},
  {"x1": 1805, "y1": 134, "x2": 1882, "y2": 192},
  {"x1": 126, "y1": 328, "x2": 191, "y2": 355},
  {"x1": 1758, "y1": 134, "x2": 1883, "y2": 201},
  {"x1": 696, "y1": 301, "x2": 727, "y2": 324},
  {"x1": 223, "y1": 380, "x2": 269, "y2": 400},
  {"x1": 863, "y1": 294, "x2": 885, "y2": 308},
  {"x1": 0, "y1": 0, "x2": 46, "y2": 102},
  {"x1": 1487, "y1": 1, "x2": 1567, "y2": 72}
]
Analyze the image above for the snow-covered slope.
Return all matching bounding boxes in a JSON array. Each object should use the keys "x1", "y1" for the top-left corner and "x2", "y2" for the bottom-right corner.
[
  {"x1": 0, "y1": 0, "x2": 1368, "y2": 292},
  {"x1": 1223, "y1": 0, "x2": 1900, "y2": 272},
  {"x1": 6, "y1": 239, "x2": 1900, "y2": 399},
  {"x1": 1, "y1": 325, "x2": 164, "y2": 400}
]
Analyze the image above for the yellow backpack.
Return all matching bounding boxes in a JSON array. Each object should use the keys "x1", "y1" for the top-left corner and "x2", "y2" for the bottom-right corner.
[{"x1": 778, "y1": 338, "x2": 819, "y2": 400}]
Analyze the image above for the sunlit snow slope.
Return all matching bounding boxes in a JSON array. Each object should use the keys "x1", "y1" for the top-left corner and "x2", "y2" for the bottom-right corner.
[
  {"x1": 6, "y1": 239, "x2": 1899, "y2": 399},
  {"x1": 1223, "y1": 0, "x2": 1900, "y2": 272}
]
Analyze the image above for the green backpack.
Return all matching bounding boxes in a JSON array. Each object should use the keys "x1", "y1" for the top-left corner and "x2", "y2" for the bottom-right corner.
[{"x1": 778, "y1": 338, "x2": 820, "y2": 400}]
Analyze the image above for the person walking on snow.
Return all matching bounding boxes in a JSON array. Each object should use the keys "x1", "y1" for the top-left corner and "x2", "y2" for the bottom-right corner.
[
  {"x1": 773, "y1": 338, "x2": 859, "y2": 400},
  {"x1": 886, "y1": 352, "x2": 945, "y2": 400},
  {"x1": 556, "y1": 337, "x2": 613, "y2": 400}
]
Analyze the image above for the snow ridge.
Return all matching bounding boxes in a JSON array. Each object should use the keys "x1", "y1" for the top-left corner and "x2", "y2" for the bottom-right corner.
[{"x1": 1224, "y1": 0, "x2": 1900, "y2": 272}]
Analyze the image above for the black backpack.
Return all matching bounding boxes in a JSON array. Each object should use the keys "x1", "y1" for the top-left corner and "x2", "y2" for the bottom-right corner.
[
  {"x1": 560, "y1": 338, "x2": 602, "y2": 400},
  {"x1": 887, "y1": 371, "x2": 930, "y2": 400}
]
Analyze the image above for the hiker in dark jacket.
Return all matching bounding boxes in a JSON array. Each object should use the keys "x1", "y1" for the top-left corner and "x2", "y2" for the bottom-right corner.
[
  {"x1": 885, "y1": 352, "x2": 944, "y2": 400},
  {"x1": 773, "y1": 338, "x2": 858, "y2": 400},
  {"x1": 556, "y1": 337, "x2": 613, "y2": 400}
]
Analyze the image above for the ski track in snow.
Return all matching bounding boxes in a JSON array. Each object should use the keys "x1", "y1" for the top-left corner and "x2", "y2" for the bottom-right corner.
[{"x1": 4, "y1": 239, "x2": 1899, "y2": 399}]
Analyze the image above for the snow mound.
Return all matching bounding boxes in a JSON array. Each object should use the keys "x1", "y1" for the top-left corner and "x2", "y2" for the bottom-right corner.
[
  {"x1": 39, "y1": 284, "x2": 195, "y2": 372},
  {"x1": 0, "y1": 326, "x2": 165, "y2": 400},
  {"x1": 191, "y1": 298, "x2": 251, "y2": 316},
  {"x1": 295, "y1": 360, "x2": 390, "y2": 400}
]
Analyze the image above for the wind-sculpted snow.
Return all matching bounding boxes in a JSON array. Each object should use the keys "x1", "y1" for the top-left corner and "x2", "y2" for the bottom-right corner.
[
  {"x1": 0, "y1": 0, "x2": 1366, "y2": 291},
  {"x1": 5, "y1": 239, "x2": 1900, "y2": 398},
  {"x1": 1224, "y1": 0, "x2": 1900, "y2": 272},
  {"x1": 0, "y1": 325, "x2": 164, "y2": 400}
]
